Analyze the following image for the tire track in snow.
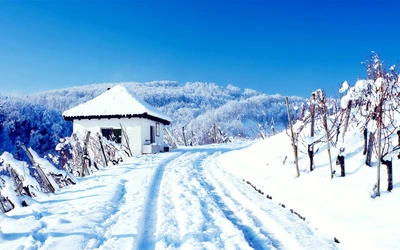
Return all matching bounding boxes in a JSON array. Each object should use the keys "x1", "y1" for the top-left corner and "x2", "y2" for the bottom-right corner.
[
  {"x1": 191, "y1": 152, "x2": 278, "y2": 250},
  {"x1": 154, "y1": 152, "x2": 199, "y2": 249},
  {"x1": 202, "y1": 154, "x2": 337, "y2": 250},
  {"x1": 134, "y1": 152, "x2": 183, "y2": 250},
  {"x1": 197, "y1": 153, "x2": 282, "y2": 249},
  {"x1": 154, "y1": 151, "x2": 228, "y2": 249},
  {"x1": 93, "y1": 179, "x2": 128, "y2": 249},
  {"x1": 154, "y1": 149, "x2": 268, "y2": 249},
  {"x1": 136, "y1": 147, "x2": 334, "y2": 250}
]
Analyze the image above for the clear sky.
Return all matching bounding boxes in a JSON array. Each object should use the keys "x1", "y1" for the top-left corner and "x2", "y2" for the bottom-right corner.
[{"x1": 0, "y1": 0, "x2": 399, "y2": 97}]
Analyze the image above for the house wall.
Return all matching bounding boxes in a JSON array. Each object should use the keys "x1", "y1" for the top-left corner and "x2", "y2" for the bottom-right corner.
[
  {"x1": 140, "y1": 119, "x2": 165, "y2": 150},
  {"x1": 72, "y1": 118, "x2": 165, "y2": 154}
]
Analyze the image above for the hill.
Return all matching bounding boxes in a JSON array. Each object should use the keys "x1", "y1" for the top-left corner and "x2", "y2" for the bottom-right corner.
[{"x1": 0, "y1": 81, "x2": 306, "y2": 157}]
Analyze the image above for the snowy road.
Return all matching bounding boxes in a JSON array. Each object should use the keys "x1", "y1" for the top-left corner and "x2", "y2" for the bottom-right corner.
[{"x1": 1, "y1": 144, "x2": 336, "y2": 249}]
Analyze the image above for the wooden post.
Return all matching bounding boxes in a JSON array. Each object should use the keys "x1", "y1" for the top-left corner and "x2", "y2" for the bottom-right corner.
[
  {"x1": 336, "y1": 154, "x2": 345, "y2": 177},
  {"x1": 182, "y1": 127, "x2": 187, "y2": 146},
  {"x1": 300, "y1": 103, "x2": 305, "y2": 121},
  {"x1": 337, "y1": 99, "x2": 352, "y2": 177},
  {"x1": 258, "y1": 124, "x2": 265, "y2": 139},
  {"x1": 81, "y1": 132, "x2": 91, "y2": 177},
  {"x1": 366, "y1": 131, "x2": 375, "y2": 166},
  {"x1": 342, "y1": 100, "x2": 352, "y2": 143},
  {"x1": 213, "y1": 123, "x2": 217, "y2": 143},
  {"x1": 397, "y1": 130, "x2": 400, "y2": 145},
  {"x1": 120, "y1": 123, "x2": 133, "y2": 156},
  {"x1": 0, "y1": 192, "x2": 7, "y2": 213},
  {"x1": 322, "y1": 106, "x2": 333, "y2": 179},
  {"x1": 7, "y1": 165, "x2": 23, "y2": 196},
  {"x1": 381, "y1": 158, "x2": 393, "y2": 191},
  {"x1": 309, "y1": 93, "x2": 316, "y2": 171},
  {"x1": 163, "y1": 127, "x2": 178, "y2": 149},
  {"x1": 21, "y1": 143, "x2": 55, "y2": 193},
  {"x1": 376, "y1": 102, "x2": 383, "y2": 197},
  {"x1": 363, "y1": 127, "x2": 368, "y2": 155},
  {"x1": 98, "y1": 134, "x2": 108, "y2": 167},
  {"x1": 191, "y1": 131, "x2": 195, "y2": 146},
  {"x1": 376, "y1": 124, "x2": 381, "y2": 196},
  {"x1": 286, "y1": 97, "x2": 300, "y2": 177}
]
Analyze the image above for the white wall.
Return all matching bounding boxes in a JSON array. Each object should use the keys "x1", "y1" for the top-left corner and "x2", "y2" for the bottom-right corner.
[
  {"x1": 72, "y1": 117, "x2": 165, "y2": 154},
  {"x1": 140, "y1": 119, "x2": 165, "y2": 152}
]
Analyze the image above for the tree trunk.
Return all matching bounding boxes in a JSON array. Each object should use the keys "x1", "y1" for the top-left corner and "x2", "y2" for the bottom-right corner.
[
  {"x1": 300, "y1": 103, "x2": 305, "y2": 121},
  {"x1": 376, "y1": 108, "x2": 382, "y2": 197},
  {"x1": 381, "y1": 158, "x2": 393, "y2": 191},
  {"x1": 337, "y1": 155, "x2": 345, "y2": 177},
  {"x1": 308, "y1": 144, "x2": 314, "y2": 171},
  {"x1": 293, "y1": 109, "x2": 297, "y2": 122},
  {"x1": 310, "y1": 93, "x2": 316, "y2": 171},
  {"x1": 98, "y1": 135, "x2": 108, "y2": 167},
  {"x1": 335, "y1": 100, "x2": 351, "y2": 178},
  {"x1": 363, "y1": 128, "x2": 368, "y2": 155},
  {"x1": 213, "y1": 123, "x2": 217, "y2": 143},
  {"x1": 366, "y1": 132, "x2": 375, "y2": 166},
  {"x1": 366, "y1": 106, "x2": 378, "y2": 166},
  {"x1": 285, "y1": 97, "x2": 300, "y2": 178},
  {"x1": 81, "y1": 132, "x2": 91, "y2": 177},
  {"x1": 322, "y1": 104, "x2": 333, "y2": 179},
  {"x1": 397, "y1": 130, "x2": 400, "y2": 145},
  {"x1": 182, "y1": 127, "x2": 187, "y2": 146}
]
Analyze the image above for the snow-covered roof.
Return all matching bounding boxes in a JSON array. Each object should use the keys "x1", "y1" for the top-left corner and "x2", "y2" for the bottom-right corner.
[{"x1": 63, "y1": 85, "x2": 171, "y2": 125}]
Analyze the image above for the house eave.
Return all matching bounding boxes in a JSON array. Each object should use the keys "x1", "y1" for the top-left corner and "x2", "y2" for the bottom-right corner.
[{"x1": 63, "y1": 113, "x2": 171, "y2": 125}]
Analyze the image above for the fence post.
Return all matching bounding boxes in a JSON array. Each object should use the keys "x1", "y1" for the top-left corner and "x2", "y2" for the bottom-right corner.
[
  {"x1": 21, "y1": 143, "x2": 55, "y2": 193},
  {"x1": 286, "y1": 97, "x2": 300, "y2": 177}
]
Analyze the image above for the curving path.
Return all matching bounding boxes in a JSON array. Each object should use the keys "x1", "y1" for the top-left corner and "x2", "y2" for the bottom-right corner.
[{"x1": 0, "y1": 145, "x2": 336, "y2": 250}]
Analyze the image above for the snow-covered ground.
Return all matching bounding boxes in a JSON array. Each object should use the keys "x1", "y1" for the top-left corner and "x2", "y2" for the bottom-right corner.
[
  {"x1": 220, "y1": 132, "x2": 400, "y2": 250},
  {"x1": 0, "y1": 141, "x2": 339, "y2": 250}
]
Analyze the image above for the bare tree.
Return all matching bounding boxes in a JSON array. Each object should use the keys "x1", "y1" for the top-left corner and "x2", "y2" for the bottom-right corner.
[
  {"x1": 362, "y1": 53, "x2": 400, "y2": 196},
  {"x1": 286, "y1": 97, "x2": 300, "y2": 177}
]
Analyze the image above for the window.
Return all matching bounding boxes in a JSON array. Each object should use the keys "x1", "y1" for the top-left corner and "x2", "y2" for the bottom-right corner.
[
  {"x1": 156, "y1": 123, "x2": 160, "y2": 137},
  {"x1": 101, "y1": 128, "x2": 122, "y2": 143}
]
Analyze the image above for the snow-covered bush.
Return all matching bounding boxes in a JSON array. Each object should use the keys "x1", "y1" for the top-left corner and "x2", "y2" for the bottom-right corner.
[
  {"x1": 55, "y1": 132, "x2": 123, "y2": 177},
  {"x1": 340, "y1": 52, "x2": 400, "y2": 196},
  {"x1": 290, "y1": 89, "x2": 339, "y2": 173}
]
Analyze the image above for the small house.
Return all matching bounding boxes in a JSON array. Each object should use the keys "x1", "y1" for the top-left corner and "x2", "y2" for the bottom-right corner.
[{"x1": 62, "y1": 85, "x2": 171, "y2": 154}]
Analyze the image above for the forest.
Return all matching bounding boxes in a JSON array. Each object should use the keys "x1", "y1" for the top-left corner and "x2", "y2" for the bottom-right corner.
[{"x1": 0, "y1": 81, "x2": 306, "y2": 159}]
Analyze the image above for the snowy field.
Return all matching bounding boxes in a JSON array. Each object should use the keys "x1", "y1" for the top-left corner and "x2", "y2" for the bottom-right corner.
[
  {"x1": 0, "y1": 140, "x2": 340, "y2": 250},
  {"x1": 220, "y1": 132, "x2": 400, "y2": 250}
]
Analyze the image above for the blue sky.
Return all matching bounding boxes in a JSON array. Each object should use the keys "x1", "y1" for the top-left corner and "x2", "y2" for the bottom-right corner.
[{"x1": 0, "y1": 0, "x2": 399, "y2": 97}]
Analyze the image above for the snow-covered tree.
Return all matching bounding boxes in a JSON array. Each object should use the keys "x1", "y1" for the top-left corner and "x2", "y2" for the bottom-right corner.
[{"x1": 340, "y1": 52, "x2": 400, "y2": 196}]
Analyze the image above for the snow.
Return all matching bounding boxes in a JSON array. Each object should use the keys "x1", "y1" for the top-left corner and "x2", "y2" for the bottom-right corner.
[
  {"x1": 218, "y1": 132, "x2": 400, "y2": 250},
  {"x1": 354, "y1": 79, "x2": 370, "y2": 93},
  {"x1": 1, "y1": 142, "x2": 338, "y2": 250},
  {"x1": 0, "y1": 152, "x2": 41, "y2": 191},
  {"x1": 374, "y1": 77, "x2": 386, "y2": 91},
  {"x1": 2, "y1": 128, "x2": 400, "y2": 249},
  {"x1": 339, "y1": 81, "x2": 349, "y2": 93},
  {"x1": 62, "y1": 85, "x2": 171, "y2": 122}
]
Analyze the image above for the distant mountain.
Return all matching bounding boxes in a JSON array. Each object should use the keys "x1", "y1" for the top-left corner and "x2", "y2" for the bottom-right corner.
[
  {"x1": 26, "y1": 81, "x2": 306, "y2": 140},
  {"x1": 0, "y1": 81, "x2": 307, "y2": 157}
]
